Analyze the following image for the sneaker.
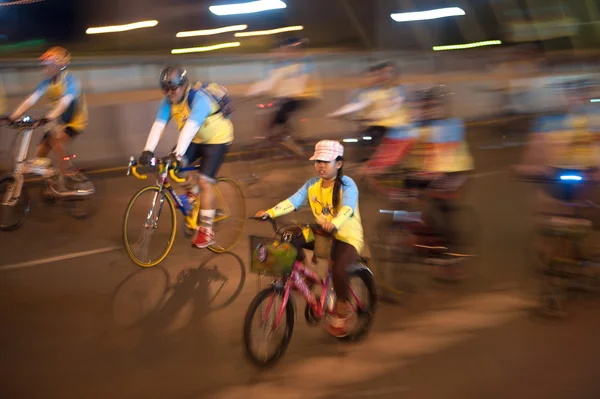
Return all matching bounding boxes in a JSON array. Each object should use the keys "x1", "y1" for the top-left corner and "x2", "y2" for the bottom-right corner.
[
  {"x1": 192, "y1": 226, "x2": 215, "y2": 249},
  {"x1": 326, "y1": 311, "x2": 357, "y2": 338}
]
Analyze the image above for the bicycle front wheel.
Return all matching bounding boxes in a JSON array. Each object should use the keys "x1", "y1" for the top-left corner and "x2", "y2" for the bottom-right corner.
[
  {"x1": 0, "y1": 174, "x2": 30, "y2": 231},
  {"x1": 209, "y1": 177, "x2": 246, "y2": 253},
  {"x1": 243, "y1": 286, "x2": 295, "y2": 367},
  {"x1": 123, "y1": 185, "x2": 177, "y2": 267}
]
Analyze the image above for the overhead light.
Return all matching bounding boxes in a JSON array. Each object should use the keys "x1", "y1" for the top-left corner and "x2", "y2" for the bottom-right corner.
[
  {"x1": 0, "y1": 0, "x2": 45, "y2": 6},
  {"x1": 171, "y1": 42, "x2": 241, "y2": 54},
  {"x1": 591, "y1": 99, "x2": 600, "y2": 103},
  {"x1": 176, "y1": 25, "x2": 248, "y2": 38},
  {"x1": 210, "y1": 0, "x2": 286, "y2": 16},
  {"x1": 343, "y1": 138, "x2": 359, "y2": 143},
  {"x1": 86, "y1": 20, "x2": 158, "y2": 34},
  {"x1": 391, "y1": 7, "x2": 465, "y2": 22},
  {"x1": 433, "y1": 40, "x2": 502, "y2": 51},
  {"x1": 235, "y1": 25, "x2": 303, "y2": 37}
]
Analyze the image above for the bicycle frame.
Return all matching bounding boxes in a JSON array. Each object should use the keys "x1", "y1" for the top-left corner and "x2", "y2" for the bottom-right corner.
[
  {"x1": 265, "y1": 260, "x2": 365, "y2": 330},
  {"x1": 129, "y1": 159, "x2": 230, "y2": 225}
]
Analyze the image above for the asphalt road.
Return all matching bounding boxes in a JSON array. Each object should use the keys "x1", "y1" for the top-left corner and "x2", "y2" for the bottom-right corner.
[{"x1": 1, "y1": 120, "x2": 599, "y2": 399}]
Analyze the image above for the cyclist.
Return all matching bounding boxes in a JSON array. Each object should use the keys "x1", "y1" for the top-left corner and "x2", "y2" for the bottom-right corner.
[
  {"x1": 328, "y1": 61, "x2": 409, "y2": 155},
  {"x1": 139, "y1": 65, "x2": 234, "y2": 249},
  {"x1": 245, "y1": 36, "x2": 321, "y2": 151},
  {"x1": 254, "y1": 140, "x2": 364, "y2": 337},
  {"x1": 366, "y1": 86, "x2": 475, "y2": 262},
  {"x1": 514, "y1": 79, "x2": 600, "y2": 213},
  {"x1": 5, "y1": 46, "x2": 88, "y2": 194}
]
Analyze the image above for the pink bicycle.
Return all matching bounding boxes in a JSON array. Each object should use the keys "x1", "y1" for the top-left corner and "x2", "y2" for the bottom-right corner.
[{"x1": 243, "y1": 217, "x2": 377, "y2": 367}]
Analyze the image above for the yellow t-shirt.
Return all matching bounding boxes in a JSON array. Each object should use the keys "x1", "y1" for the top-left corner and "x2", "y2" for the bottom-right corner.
[
  {"x1": 268, "y1": 176, "x2": 364, "y2": 254},
  {"x1": 158, "y1": 82, "x2": 233, "y2": 145},
  {"x1": 35, "y1": 71, "x2": 88, "y2": 131}
]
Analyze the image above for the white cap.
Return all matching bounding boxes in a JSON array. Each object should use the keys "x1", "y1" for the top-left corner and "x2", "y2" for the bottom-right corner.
[{"x1": 309, "y1": 140, "x2": 344, "y2": 161}]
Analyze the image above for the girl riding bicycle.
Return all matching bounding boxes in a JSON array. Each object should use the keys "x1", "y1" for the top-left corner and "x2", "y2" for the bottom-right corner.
[{"x1": 255, "y1": 140, "x2": 364, "y2": 337}]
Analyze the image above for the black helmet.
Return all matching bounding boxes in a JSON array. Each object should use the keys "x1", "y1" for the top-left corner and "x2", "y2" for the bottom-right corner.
[{"x1": 159, "y1": 65, "x2": 189, "y2": 91}]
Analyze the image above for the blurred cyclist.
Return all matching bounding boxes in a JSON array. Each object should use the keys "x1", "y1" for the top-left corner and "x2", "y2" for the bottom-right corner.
[
  {"x1": 139, "y1": 65, "x2": 234, "y2": 249},
  {"x1": 328, "y1": 61, "x2": 409, "y2": 156},
  {"x1": 366, "y1": 86, "x2": 475, "y2": 262},
  {"x1": 245, "y1": 36, "x2": 321, "y2": 154},
  {"x1": 514, "y1": 79, "x2": 600, "y2": 214},
  {"x1": 5, "y1": 46, "x2": 88, "y2": 194}
]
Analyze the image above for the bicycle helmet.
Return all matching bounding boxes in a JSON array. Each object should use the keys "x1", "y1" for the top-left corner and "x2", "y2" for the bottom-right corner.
[
  {"x1": 39, "y1": 46, "x2": 71, "y2": 68},
  {"x1": 159, "y1": 65, "x2": 189, "y2": 91}
]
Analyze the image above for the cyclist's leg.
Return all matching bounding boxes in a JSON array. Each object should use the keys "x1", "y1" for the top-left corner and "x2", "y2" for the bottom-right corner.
[
  {"x1": 290, "y1": 231, "x2": 315, "y2": 268},
  {"x1": 328, "y1": 239, "x2": 359, "y2": 336},
  {"x1": 191, "y1": 143, "x2": 230, "y2": 248},
  {"x1": 267, "y1": 98, "x2": 301, "y2": 139},
  {"x1": 428, "y1": 172, "x2": 468, "y2": 245}
]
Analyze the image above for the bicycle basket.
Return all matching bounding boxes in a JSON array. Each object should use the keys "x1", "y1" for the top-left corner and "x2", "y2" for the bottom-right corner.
[
  {"x1": 313, "y1": 232, "x2": 334, "y2": 260},
  {"x1": 249, "y1": 235, "x2": 297, "y2": 276}
]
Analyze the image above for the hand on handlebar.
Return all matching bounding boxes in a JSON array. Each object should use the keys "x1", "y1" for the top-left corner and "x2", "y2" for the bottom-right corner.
[
  {"x1": 318, "y1": 220, "x2": 337, "y2": 233},
  {"x1": 254, "y1": 210, "x2": 271, "y2": 220},
  {"x1": 138, "y1": 151, "x2": 154, "y2": 167},
  {"x1": 161, "y1": 152, "x2": 179, "y2": 167}
]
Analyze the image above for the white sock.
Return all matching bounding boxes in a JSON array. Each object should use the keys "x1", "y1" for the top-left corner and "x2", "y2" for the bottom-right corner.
[{"x1": 200, "y1": 209, "x2": 216, "y2": 232}]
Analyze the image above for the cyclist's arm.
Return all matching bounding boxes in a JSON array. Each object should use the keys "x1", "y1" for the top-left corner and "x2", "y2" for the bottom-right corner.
[
  {"x1": 9, "y1": 81, "x2": 48, "y2": 120},
  {"x1": 45, "y1": 74, "x2": 80, "y2": 120},
  {"x1": 246, "y1": 67, "x2": 283, "y2": 97},
  {"x1": 143, "y1": 98, "x2": 172, "y2": 152},
  {"x1": 328, "y1": 90, "x2": 371, "y2": 118},
  {"x1": 331, "y1": 177, "x2": 358, "y2": 229},
  {"x1": 173, "y1": 93, "x2": 213, "y2": 157},
  {"x1": 266, "y1": 179, "x2": 311, "y2": 218}
]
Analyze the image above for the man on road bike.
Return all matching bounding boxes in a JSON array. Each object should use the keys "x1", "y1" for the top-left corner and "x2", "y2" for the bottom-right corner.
[
  {"x1": 255, "y1": 140, "x2": 364, "y2": 337},
  {"x1": 246, "y1": 36, "x2": 320, "y2": 149},
  {"x1": 5, "y1": 46, "x2": 88, "y2": 194},
  {"x1": 139, "y1": 65, "x2": 234, "y2": 249}
]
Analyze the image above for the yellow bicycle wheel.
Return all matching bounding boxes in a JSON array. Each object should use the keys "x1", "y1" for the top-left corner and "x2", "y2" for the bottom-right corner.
[
  {"x1": 123, "y1": 185, "x2": 177, "y2": 267},
  {"x1": 208, "y1": 177, "x2": 246, "y2": 253}
]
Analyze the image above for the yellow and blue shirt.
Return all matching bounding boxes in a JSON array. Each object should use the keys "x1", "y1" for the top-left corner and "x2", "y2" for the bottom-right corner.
[
  {"x1": 267, "y1": 176, "x2": 364, "y2": 254},
  {"x1": 154, "y1": 82, "x2": 233, "y2": 145},
  {"x1": 532, "y1": 110, "x2": 600, "y2": 169},
  {"x1": 251, "y1": 57, "x2": 321, "y2": 100},
  {"x1": 383, "y1": 118, "x2": 474, "y2": 173},
  {"x1": 353, "y1": 85, "x2": 409, "y2": 127},
  {"x1": 34, "y1": 71, "x2": 88, "y2": 131}
]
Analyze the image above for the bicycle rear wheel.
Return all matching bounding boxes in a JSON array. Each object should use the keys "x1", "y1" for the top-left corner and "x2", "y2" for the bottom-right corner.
[
  {"x1": 123, "y1": 185, "x2": 177, "y2": 267},
  {"x1": 0, "y1": 174, "x2": 30, "y2": 231},
  {"x1": 208, "y1": 177, "x2": 246, "y2": 253}
]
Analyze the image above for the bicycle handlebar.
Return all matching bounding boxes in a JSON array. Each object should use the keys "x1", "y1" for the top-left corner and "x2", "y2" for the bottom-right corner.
[
  {"x1": 1, "y1": 116, "x2": 48, "y2": 129},
  {"x1": 249, "y1": 216, "x2": 337, "y2": 237},
  {"x1": 127, "y1": 156, "x2": 186, "y2": 183}
]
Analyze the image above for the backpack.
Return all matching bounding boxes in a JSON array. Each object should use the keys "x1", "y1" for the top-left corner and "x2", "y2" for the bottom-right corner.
[{"x1": 188, "y1": 81, "x2": 234, "y2": 119}]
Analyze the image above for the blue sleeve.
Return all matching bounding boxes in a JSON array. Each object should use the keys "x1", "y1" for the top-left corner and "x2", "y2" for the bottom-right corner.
[
  {"x1": 63, "y1": 73, "x2": 81, "y2": 98},
  {"x1": 155, "y1": 98, "x2": 172, "y2": 123},
  {"x1": 34, "y1": 79, "x2": 50, "y2": 96},
  {"x1": 287, "y1": 178, "x2": 316, "y2": 209},
  {"x1": 341, "y1": 176, "x2": 359, "y2": 211},
  {"x1": 188, "y1": 91, "x2": 213, "y2": 125}
]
